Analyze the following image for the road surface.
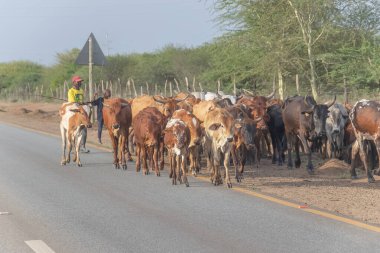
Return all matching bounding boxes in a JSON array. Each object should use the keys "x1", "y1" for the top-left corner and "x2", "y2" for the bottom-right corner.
[{"x1": 0, "y1": 123, "x2": 379, "y2": 253}]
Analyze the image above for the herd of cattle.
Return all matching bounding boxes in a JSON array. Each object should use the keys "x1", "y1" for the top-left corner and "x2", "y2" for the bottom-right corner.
[{"x1": 58, "y1": 89, "x2": 380, "y2": 187}]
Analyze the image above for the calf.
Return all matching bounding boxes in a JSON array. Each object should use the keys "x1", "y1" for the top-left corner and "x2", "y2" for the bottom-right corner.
[
  {"x1": 102, "y1": 98, "x2": 132, "y2": 169},
  {"x1": 349, "y1": 99, "x2": 380, "y2": 182},
  {"x1": 59, "y1": 103, "x2": 92, "y2": 167},
  {"x1": 164, "y1": 119, "x2": 191, "y2": 186},
  {"x1": 282, "y1": 95, "x2": 335, "y2": 173},
  {"x1": 204, "y1": 108, "x2": 235, "y2": 188},
  {"x1": 133, "y1": 107, "x2": 164, "y2": 176},
  {"x1": 172, "y1": 109, "x2": 202, "y2": 176},
  {"x1": 325, "y1": 103, "x2": 348, "y2": 159}
]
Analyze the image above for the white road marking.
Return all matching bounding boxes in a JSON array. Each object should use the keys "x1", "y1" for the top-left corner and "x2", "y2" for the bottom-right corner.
[
  {"x1": 25, "y1": 240, "x2": 56, "y2": 253},
  {"x1": 0, "y1": 211, "x2": 11, "y2": 215}
]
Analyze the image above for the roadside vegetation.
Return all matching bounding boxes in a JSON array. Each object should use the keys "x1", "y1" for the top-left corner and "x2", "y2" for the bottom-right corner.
[{"x1": 1, "y1": 0, "x2": 380, "y2": 101}]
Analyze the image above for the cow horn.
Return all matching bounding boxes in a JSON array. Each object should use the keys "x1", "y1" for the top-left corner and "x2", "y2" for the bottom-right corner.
[
  {"x1": 253, "y1": 117, "x2": 262, "y2": 123},
  {"x1": 174, "y1": 94, "x2": 190, "y2": 103},
  {"x1": 326, "y1": 95, "x2": 336, "y2": 108},
  {"x1": 102, "y1": 103, "x2": 111, "y2": 108},
  {"x1": 121, "y1": 102, "x2": 129, "y2": 107},
  {"x1": 265, "y1": 88, "x2": 276, "y2": 100},
  {"x1": 243, "y1": 89, "x2": 254, "y2": 96},
  {"x1": 153, "y1": 95, "x2": 167, "y2": 104}
]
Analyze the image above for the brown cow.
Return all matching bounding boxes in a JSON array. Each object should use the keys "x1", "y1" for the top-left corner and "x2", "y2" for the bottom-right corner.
[
  {"x1": 204, "y1": 108, "x2": 235, "y2": 188},
  {"x1": 172, "y1": 109, "x2": 203, "y2": 176},
  {"x1": 282, "y1": 95, "x2": 335, "y2": 174},
  {"x1": 237, "y1": 92, "x2": 274, "y2": 162},
  {"x1": 229, "y1": 111, "x2": 259, "y2": 182},
  {"x1": 102, "y1": 98, "x2": 132, "y2": 169},
  {"x1": 192, "y1": 100, "x2": 219, "y2": 123},
  {"x1": 131, "y1": 95, "x2": 189, "y2": 119},
  {"x1": 59, "y1": 103, "x2": 92, "y2": 167},
  {"x1": 163, "y1": 118, "x2": 191, "y2": 186},
  {"x1": 349, "y1": 99, "x2": 380, "y2": 182},
  {"x1": 132, "y1": 107, "x2": 164, "y2": 176}
]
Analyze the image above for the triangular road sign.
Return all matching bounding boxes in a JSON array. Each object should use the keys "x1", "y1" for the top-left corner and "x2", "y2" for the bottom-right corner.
[{"x1": 75, "y1": 33, "x2": 107, "y2": 66}]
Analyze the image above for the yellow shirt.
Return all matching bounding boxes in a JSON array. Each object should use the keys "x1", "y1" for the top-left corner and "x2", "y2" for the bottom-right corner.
[{"x1": 68, "y1": 87, "x2": 84, "y2": 103}]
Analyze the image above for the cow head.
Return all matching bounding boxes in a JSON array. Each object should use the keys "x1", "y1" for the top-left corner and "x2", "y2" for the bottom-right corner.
[
  {"x1": 207, "y1": 110, "x2": 235, "y2": 152},
  {"x1": 69, "y1": 105, "x2": 92, "y2": 129},
  {"x1": 301, "y1": 95, "x2": 336, "y2": 139},
  {"x1": 153, "y1": 95, "x2": 189, "y2": 117},
  {"x1": 165, "y1": 119, "x2": 190, "y2": 154},
  {"x1": 327, "y1": 104, "x2": 348, "y2": 135},
  {"x1": 234, "y1": 117, "x2": 260, "y2": 150},
  {"x1": 103, "y1": 99, "x2": 130, "y2": 136}
]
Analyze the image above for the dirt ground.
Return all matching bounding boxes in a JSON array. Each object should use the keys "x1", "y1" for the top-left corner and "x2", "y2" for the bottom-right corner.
[{"x1": 1, "y1": 101, "x2": 380, "y2": 226}]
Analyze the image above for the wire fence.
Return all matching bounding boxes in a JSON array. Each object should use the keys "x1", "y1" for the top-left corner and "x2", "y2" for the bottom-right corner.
[{"x1": 0, "y1": 77, "x2": 379, "y2": 104}]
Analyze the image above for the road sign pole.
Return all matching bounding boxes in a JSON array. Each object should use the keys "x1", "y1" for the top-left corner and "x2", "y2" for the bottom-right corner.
[{"x1": 88, "y1": 36, "x2": 94, "y2": 123}]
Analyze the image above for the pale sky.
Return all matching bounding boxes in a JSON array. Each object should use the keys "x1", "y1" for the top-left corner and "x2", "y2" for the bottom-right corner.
[{"x1": 0, "y1": 0, "x2": 220, "y2": 66}]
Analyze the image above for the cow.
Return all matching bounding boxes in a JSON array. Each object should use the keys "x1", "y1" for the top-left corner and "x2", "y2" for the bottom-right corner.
[
  {"x1": 59, "y1": 103, "x2": 92, "y2": 167},
  {"x1": 204, "y1": 107, "x2": 235, "y2": 188},
  {"x1": 226, "y1": 106, "x2": 258, "y2": 180},
  {"x1": 236, "y1": 89, "x2": 276, "y2": 160},
  {"x1": 131, "y1": 95, "x2": 189, "y2": 119},
  {"x1": 267, "y1": 104, "x2": 286, "y2": 166},
  {"x1": 172, "y1": 109, "x2": 203, "y2": 176},
  {"x1": 349, "y1": 99, "x2": 380, "y2": 182},
  {"x1": 192, "y1": 100, "x2": 219, "y2": 123},
  {"x1": 325, "y1": 103, "x2": 349, "y2": 159},
  {"x1": 163, "y1": 118, "x2": 191, "y2": 186},
  {"x1": 133, "y1": 107, "x2": 165, "y2": 176},
  {"x1": 282, "y1": 95, "x2": 335, "y2": 174},
  {"x1": 102, "y1": 98, "x2": 132, "y2": 170}
]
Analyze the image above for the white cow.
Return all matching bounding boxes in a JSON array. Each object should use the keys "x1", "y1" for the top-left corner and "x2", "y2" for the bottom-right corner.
[{"x1": 59, "y1": 103, "x2": 92, "y2": 167}]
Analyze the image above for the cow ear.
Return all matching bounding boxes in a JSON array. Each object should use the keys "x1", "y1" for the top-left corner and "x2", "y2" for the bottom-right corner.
[
  {"x1": 208, "y1": 123, "x2": 221, "y2": 131},
  {"x1": 235, "y1": 123, "x2": 242, "y2": 129}
]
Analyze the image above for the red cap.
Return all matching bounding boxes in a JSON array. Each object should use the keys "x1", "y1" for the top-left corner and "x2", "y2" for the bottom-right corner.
[{"x1": 72, "y1": 76, "x2": 83, "y2": 83}]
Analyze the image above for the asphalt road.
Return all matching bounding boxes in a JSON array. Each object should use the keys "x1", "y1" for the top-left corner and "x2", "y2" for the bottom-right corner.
[{"x1": 0, "y1": 123, "x2": 379, "y2": 253}]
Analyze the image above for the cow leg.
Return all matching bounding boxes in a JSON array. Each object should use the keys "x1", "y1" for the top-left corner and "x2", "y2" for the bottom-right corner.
[
  {"x1": 75, "y1": 135, "x2": 83, "y2": 167},
  {"x1": 286, "y1": 133, "x2": 294, "y2": 169},
  {"x1": 60, "y1": 126, "x2": 67, "y2": 165},
  {"x1": 254, "y1": 135, "x2": 261, "y2": 166},
  {"x1": 120, "y1": 133, "x2": 127, "y2": 170},
  {"x1": 299, "y1": 135, "x2": 314, "y2": 174},
  {"x1": 195, "y1": 145, "x2": 201, "y2": 174},
  {"x1": 223, "y1": 150, "x2": 232, "y2": 188},
  {"x1": 125, "y1": 130, "x2": 133, "y2": 162},
  {"x1": 153, "y1": 144, "x2": 160, "y2": 177},
  {"x1": 159, "y1": 142, "x2": 165, "y2": 171},
  {"x1": 240, "y1": 146, "x2": 247, "y2": 176},
  {"x1": 129, "y1": 128, "x2": 135, "y2": 155},
  {"x1": 169, "y1": 151, "x2": 175, "y2": 182},
  {"x1": 276, "y1": 137, "x2": 284, "y2": 166},
  {"x1": 294, "y1": 138, "x2": 301, "y2": 168},
  {"x1": 189, "y1": 147, "x2": 196, "y2": 176},
  {"x1": 264, "y1": 132, "x2": 272, "y2": 158},
  {"x1": 350, "y1": 140, "x2": 359, "y2": 179},
  {"x1": 358, "y1": 139, "x2": 375, "y2": 183},
  {"x1": 373, "y1": 139, "x2": 380, "y2": 176},
  {"x1": 181, "y1": 154, "x2": 189, "y2": 187},
  {"x1": 231, "y1": 145, "x2": 240, "y2": 182},
  {"x1": 142, "y1": 146, "x2": 149, "y2": 175},
  {"x1": 136, "y1": 144, "x2": 141, "y2": 172},
  {"x1": 66, "y1": 134, "x2": 73, "y2": 164}
]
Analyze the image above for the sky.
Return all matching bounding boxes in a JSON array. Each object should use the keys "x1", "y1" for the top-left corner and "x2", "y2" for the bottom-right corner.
[{"x1": 0, "y1": 0, "x2": 221, "y2": 66}]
